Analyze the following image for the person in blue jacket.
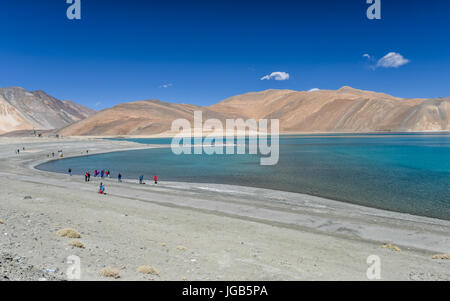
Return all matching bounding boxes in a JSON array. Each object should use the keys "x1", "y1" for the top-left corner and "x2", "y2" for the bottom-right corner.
[{"x1": 99, "y1": 183, "x2": 106, "y2": 195}]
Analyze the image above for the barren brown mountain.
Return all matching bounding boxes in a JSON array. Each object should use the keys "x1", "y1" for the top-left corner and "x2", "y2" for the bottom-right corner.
[
  {"x1": 58, "y1": 99, "x2": 232, "y2": 136},
  {"x1": 0, "y1": 87, "x2": 95, "y2": 134},
  {"x1": 59, "y1": 86, "x2": 450, "y2": 136}
]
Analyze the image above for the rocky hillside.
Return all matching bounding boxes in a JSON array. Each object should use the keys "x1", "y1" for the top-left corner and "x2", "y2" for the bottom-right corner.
[
  {"x1": 58, "y1": 99, "x2": 232, "y2": 136},
  {"x1": 0, "y1": 87, "x2": 95, "y2": 134},
  {"x1": 211, "y1": 87, "x2": 450, "y2": 132},
  {"x1": 59, "y1": 87, "x2": 450, "y2": 136}
]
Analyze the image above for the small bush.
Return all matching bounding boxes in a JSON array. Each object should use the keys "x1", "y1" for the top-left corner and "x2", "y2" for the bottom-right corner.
[
  {"x1": 432, "y1": 254, "x2": 450, "y2": 260},
  {"x1": 137, "y1": 266, "x2": 159, "y2": 275},
  {"x1": 56, "y1": 228, "x2": 81, "y2": 238},
  {"x1": 176, "y1": 245, "x2": 187, "y2": 251},
  {"x1": 99, "y1": 267, "x2": 120, "y2": 279},
  {"x1": 382, "y1": 243, "x2": 401, "y2": 252},
  {"x1": 68, "y1": 240, "x2": 85, "y2": 248}
]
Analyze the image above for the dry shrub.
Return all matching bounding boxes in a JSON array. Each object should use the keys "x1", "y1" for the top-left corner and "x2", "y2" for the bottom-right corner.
[
  {"x1": 99, "y1": 267, "x2": 120, "y2": 279},
  {"x1": 160, "y1": 243, "x2": 166, "y2": 247},
  {"x1": 56, "y1": 228, "x2": 81, "y2": 238},
  {"x1": 176, "y1": 245, "x2": 187, "y2": 251},
  {"x1": 137, "y1": 266, "x2": 159, "y2": 275},
  {"x1": 382, "y1": 243, "x2": 401, "y2": 252},
  {"x1": 68, "y1": 240, "x2": 85, "y2": 248},
  {"x1": 432, "y1": 254, "x2": 450, "y2": 260},
  {"x1": 0, "y1": 219, "x2": 3, "y2": 224}
]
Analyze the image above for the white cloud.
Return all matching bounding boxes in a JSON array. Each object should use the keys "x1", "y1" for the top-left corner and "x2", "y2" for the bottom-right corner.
[
  {"x1": 376, "y1": 52, "x2": 410, "y2": 68},
  {"x1": 308, "y1": 88, "x2": 320, "y2": 92},
  {"x1": 159, "y1": 83, "x2": 173, "y2": 88},
  {"x1": 260, "y1": 71, "x2": 290, "y2": 81}
]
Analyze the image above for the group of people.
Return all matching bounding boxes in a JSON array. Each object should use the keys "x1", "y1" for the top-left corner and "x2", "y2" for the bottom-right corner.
[
  {"x1": 68, "y1": 168, "x2": 158, "y2": 195},
  {"x1": 15, "y1": 147, "x2": 25, "y2": 154},
  {"x1": 92, "y1": 169, "x2": 112, "y2": 178},
  {"x1": 46, "y1": 152, "x2": 60, "y2": 158},
  {"x1": 139, "y1": 175, "x2": 158, "y2": 185}
]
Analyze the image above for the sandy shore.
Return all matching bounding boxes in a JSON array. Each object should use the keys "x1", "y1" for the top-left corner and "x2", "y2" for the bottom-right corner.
[{"x1": 0, "y1": 137, "x2": 449, "y2": 281}]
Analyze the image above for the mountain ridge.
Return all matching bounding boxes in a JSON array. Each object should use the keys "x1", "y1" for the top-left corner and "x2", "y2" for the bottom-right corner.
[
  {"x1": 58, "y1": 87, "x2": 450, "y2": 136},
  {"x1": 0, "y1": 87, "x2": 95, "y2": 134}
]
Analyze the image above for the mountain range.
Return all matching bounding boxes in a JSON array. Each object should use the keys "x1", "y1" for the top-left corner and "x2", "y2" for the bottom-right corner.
[
  {"x1": 0, "y1": 87, "x2": 95, "y2": 135},
  {"x1": 1, "y1": 86, "x2": 449, "y2": 136},
  {"x1": 59, "y1": 86, "x2": 450, "y2": 136}
]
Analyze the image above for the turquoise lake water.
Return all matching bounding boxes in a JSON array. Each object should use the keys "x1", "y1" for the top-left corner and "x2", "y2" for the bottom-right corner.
[{"x1": 37, "y1": 134, "x2": 450, "y2": 220}]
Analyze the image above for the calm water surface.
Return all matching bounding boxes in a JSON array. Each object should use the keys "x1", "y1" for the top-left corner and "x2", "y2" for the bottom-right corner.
[{"x1": 37, "y1": 134, "x2": 450, "y2": 220}]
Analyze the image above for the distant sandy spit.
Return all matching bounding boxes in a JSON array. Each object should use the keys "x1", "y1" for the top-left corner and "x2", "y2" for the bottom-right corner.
[
  {"x1": 0, "y1": 137, "x2": 449, "y2": 281},
  {"x1": 50, "y1": 129, "x2": 450, "y2": 140}
]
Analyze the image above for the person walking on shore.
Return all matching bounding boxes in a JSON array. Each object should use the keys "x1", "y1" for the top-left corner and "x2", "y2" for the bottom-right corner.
[
  {"x1": 139, "y1": 175, "x2": 144, "y2": 184},
  {"x1": 99, "y1": 183, "x2": 106, "y2": 195},
  {"x1": 87, "y1": 172, "x2": 91, "y2": 182},
  {"x1": 118, "y1": 173, "x2": 122, "y2": 183},
  {"x1": 154, "y1": 175, "x2": 158, "y2": 184},
  {"x1": 85, "y1": 172, "x2": 88, "y2": 182},
  {"x1": 68, "y1": 168, "x2": 72, "y2": 176}
]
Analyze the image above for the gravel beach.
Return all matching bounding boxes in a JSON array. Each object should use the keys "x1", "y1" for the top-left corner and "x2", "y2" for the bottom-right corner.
[{"x1": 0, "y1": 137, "x2": 449, "y2": 281}]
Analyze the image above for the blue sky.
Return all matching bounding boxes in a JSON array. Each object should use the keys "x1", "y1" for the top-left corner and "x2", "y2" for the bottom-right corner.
[{"x1": 0, "y1": 0, "x2": 449, "y2": 109}]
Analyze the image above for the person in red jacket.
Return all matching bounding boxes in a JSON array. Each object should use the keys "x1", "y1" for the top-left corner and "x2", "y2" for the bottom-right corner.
[
  {"x1": 154, "y1": 175, "x2": 158, "y2": 184},
  {"x1": 99, "y1": 183, "x2": 106, "y2": 194}
]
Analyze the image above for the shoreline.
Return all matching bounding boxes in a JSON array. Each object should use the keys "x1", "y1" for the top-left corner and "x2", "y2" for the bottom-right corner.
[
  {"x1": 1, "y1": 137, "x2": 449, "y2": 280},
  {"x1": 35, "y1": 137, "x2": 450, "y2": 222},
  {"x1": 55, "y1": 130, "x2": 450, "y2": 140},
  {"x1": 36, "y1": 156, "x2": 450, "y2": 224},
  {"x1": 11, "y1": 138, "x2": 450, "y2": 250}
]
